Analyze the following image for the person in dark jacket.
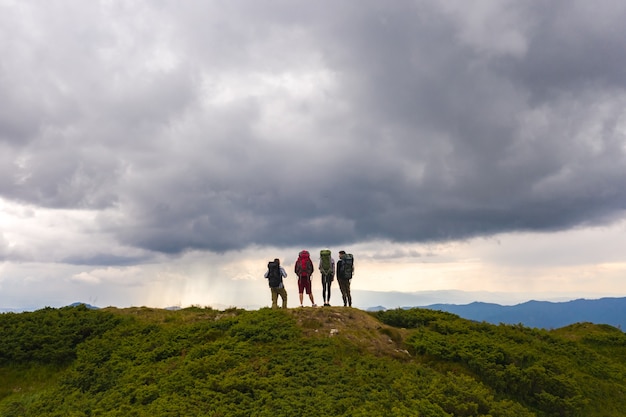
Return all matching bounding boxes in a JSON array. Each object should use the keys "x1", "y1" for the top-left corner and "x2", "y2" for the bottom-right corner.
[
  {"x1": 336, "y1": 250, "x2": 353, "y2": 307},
  {"x1": 319, "y1": 251, "x2": 335, "y2": 306}
]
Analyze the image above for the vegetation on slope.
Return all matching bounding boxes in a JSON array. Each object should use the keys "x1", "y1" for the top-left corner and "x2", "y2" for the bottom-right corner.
[{"x1": 1, "y1": 304, "x2": 625, "y2": 416}]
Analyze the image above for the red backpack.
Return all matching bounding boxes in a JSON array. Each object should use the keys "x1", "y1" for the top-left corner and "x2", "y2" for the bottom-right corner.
[{"x1": 297, "y1": 250, "x2": 311, "y2": 278}]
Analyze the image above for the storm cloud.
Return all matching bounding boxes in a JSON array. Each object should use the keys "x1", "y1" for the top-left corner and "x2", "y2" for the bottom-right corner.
[{"x1": 2, "y1": 0, "x2": 625, "y2": 260}]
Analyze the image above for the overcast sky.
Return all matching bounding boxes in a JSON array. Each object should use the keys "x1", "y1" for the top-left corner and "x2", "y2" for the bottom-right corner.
[{"x1": 2, "y1": 0, "x2": 626, "y2": 310}]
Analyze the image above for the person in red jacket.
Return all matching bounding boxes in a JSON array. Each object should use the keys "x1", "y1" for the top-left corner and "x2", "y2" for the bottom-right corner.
[{"x1": 295, "y1": 250, "x2": 316, "y2": 307}]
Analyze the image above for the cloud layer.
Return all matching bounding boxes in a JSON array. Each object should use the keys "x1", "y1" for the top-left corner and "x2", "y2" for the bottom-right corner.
[{"x1": 2, "y1": 0, "x2": 626, "y2": 266}]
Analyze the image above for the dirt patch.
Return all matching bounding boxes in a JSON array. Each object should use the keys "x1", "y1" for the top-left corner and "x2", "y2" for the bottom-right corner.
[{"x1": 289, "y1": 307, "x2": 411, "y2": 359}]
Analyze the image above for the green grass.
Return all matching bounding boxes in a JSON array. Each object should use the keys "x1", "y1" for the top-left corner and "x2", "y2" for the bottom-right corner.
[
  {"x1": 0, "y1": 365, "x2": 65, "y2": 401},
  {"x1": 1, "y1": 305, "x2": 625, "y2": 416}
]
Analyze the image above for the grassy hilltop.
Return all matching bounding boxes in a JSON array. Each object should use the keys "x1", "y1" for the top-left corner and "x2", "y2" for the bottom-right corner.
[{"x1": 1, "y1": 304, "x2": 626, "y2": 416}]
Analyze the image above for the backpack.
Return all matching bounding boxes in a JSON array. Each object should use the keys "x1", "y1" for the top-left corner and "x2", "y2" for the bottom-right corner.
[
  {"x1": 297, "y1": 250, "x2": 311, "y2": 278},
  {"x1": 320, "y1": 249, "x2": 332, "y2": 275},
  {"x1": 342, "y1": 254, "x2": 354, "y2": 279},
  {"x1": 267, "y1": 261, "x2": 282, "y2": 288}
]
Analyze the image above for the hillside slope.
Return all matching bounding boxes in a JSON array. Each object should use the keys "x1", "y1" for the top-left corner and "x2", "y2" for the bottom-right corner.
[{"x1": 1, "y1": 305, "x2": 626, "y2": 416}]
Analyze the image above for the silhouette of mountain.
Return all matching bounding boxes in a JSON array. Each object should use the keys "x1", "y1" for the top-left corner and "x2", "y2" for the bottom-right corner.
[
  {"x1": 68, "y1": 302, "x2": 100, "y2": 310},
  {"x1": 421, "y1": 297, "x2": 626, "y2": 329}
]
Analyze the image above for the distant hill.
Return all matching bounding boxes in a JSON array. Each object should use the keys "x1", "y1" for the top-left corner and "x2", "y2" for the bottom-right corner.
[
  {"x1": 68, "y1": 302, "x2": 100, "y2": 310},
  {"x1": 419, "y1": 297, "x2": 626, "y2": 329}
]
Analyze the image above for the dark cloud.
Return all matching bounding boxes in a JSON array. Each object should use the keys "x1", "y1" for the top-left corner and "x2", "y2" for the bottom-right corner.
[
  {"x1": 2, "y1": 1, "x2": 626, "y2": 258},
  {"x1": 496, "y1": 2, "x2": 626, "y2": 102}
]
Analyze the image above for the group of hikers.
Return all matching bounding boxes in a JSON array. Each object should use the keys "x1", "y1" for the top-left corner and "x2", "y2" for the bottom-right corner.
[{"x1": 264, "y1": 250, "x2": 354, "y2": 309}]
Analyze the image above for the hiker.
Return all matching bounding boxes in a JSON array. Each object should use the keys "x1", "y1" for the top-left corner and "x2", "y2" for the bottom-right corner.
[
  {"x1": 319, "y1": 249, "x2": 335, "y2": 306},
  {"x1": 336, "y1": 250, "x2": 354, "y2": 307},
  {"x1": 265, "y1": 258, "x2": 288, "y2": 308},
  {"x1": 295, "y1": 250, "x2": 316, "y2": 307}
]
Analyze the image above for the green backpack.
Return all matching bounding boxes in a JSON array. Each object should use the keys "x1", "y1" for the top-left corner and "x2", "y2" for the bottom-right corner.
[{"x1": 320, "y1": 249, "x2": 332, "y2": 275}]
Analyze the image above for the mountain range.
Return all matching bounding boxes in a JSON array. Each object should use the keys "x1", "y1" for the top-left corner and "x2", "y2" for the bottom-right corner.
[{"x1": 415, "y1": 297, "x2": 626, "y2": 330}]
